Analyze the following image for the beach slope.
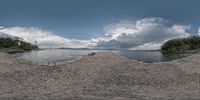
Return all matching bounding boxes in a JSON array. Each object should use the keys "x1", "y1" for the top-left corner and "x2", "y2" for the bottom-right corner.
[{"x1": 0, "y1": 52, "x2": 200, "y2": 100}]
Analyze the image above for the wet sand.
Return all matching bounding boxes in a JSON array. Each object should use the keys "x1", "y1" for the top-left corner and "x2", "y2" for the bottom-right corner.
[{"x1": 0, "y1": 52, "x2": 200, "y2": 100}]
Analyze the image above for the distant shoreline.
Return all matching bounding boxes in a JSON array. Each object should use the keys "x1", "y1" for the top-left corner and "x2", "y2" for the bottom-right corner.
[
  {"x1": 11, "y1": 48, "x2": 196, "y2": 66},
  {"x1": 40, "y1": 47, "x2": 161, "y2": 51}
]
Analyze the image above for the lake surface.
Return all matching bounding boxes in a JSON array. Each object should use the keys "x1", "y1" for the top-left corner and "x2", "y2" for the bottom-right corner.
[{"x1": 14, "y1": 49, "x2": 189, "y2": 65}]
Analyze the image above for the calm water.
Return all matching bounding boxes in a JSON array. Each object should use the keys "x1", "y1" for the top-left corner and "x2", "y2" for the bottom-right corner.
[{"x1": 14, "y1": 49, "x2": 189, "y2": 65}]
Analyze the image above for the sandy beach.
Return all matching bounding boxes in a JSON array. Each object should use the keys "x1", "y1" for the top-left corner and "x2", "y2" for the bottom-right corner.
[{"x1": 0, "y1": 52, "x2": 200, "y2": 100}]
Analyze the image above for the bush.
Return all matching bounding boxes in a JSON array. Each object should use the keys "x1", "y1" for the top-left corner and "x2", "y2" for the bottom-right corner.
[
  {"x1": 0, "y1": 38, "x2": 17, "y2": 48},
  {"x1": 0, "y1": 38, "x2": 39, "y2": 51},
  {"x1": 188, "y1": 36, "x2": 200, "y2": 49},
  {"x1": 19, "y1": 42, "x2": 33, "y2": 50},
  {"x1": 161, "y1": 36, "x2": 200, "y2": 54}
]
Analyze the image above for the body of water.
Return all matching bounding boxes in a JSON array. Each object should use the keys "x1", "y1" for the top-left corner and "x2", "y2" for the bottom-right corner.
[{"x1": 14, "y1": 49, "x2": 189, "y2": 65}]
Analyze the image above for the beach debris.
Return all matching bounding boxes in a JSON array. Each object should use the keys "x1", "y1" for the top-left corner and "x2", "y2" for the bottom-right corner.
[{"x1": 88, "y1": 52, "x2": 96, "y2": 56}]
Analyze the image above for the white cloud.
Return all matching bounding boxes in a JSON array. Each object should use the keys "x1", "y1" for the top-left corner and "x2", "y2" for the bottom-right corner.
[
  {"x1": 198, "y1": 27, "x2": 200, "y2": 36},
  {"x1": 0, "y1": 27, "x2": 95, "y2": 48},
  {"x1": 0, "y1": 17, "x2": 192, "y2": 50},
  {"x1": 130, "y1": 43, "x2": 162, "y2": 50},
  {"x1": 96, "y1": 17, "x2": 191, "y2": 50}
]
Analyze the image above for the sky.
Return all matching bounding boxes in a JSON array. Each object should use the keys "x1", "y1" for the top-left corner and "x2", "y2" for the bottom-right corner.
[{"x1": 0, "y1": 0, "x2": 200, "y2": 49}]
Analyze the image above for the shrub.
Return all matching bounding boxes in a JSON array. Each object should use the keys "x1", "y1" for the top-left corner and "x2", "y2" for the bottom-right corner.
[
  {"x1": 19, "y1": 42, "x2": 32, "y2": 50},
  {"x1": 0, "y1": 37, "x2": 39, "y2": 51},
  {"x1": 0, "y1": 38, "x2": 17, "y2": 48},
  {"x1": 161, "y1": 36, "x2": 200, "y2": 54},
  {"x1": 188, "y1": 36, "x2": 200, "y2": 49}
]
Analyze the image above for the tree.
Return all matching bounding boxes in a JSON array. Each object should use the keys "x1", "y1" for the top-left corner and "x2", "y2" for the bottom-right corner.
[
  {"x1": 0, "y1": 37, "x2": 39, "y2": 51},
  {"x1": 161, "y1": 36, "x2": 200, "y2": 54},
  {"x1": 19, "y1": 42, "x2": 33, "y2": 50},
  {"x1": 0, "y1": 38, "x2": 17, "y2": 48},
  {"x1": 188, "y1": 36, "x2": 200, "y2": 49}
]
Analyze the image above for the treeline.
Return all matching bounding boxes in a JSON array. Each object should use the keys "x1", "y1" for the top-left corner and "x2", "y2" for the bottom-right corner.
[
  {"x1": 0, "y1": 38, "x2": 38, "y2": 50},
  {"x1": 161, "y1": 36, "x2": 200, "y2": 54}
]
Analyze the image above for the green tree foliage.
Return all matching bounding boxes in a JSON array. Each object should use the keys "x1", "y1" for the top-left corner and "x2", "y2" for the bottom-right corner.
[
  {"x1": 19, "y1": 42, "x2": 33, "y2": 50},
  {"x1": 0, "y1": 38, "x2": 38, "y2": 50},
  {"x1": 161, "y1": 36, "x2": 200, "y2": 54},
  {"x1": 0, "y1": 38, "x2": 17, "y2": 48},
  {"x1": 188, "y1": 36, "x2": 200, "y2": 49}
]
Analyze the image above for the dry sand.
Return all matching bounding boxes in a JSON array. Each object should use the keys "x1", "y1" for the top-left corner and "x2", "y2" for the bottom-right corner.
[{"x1": 0, "y1": 52, "x2": 200, "y2": 100}]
